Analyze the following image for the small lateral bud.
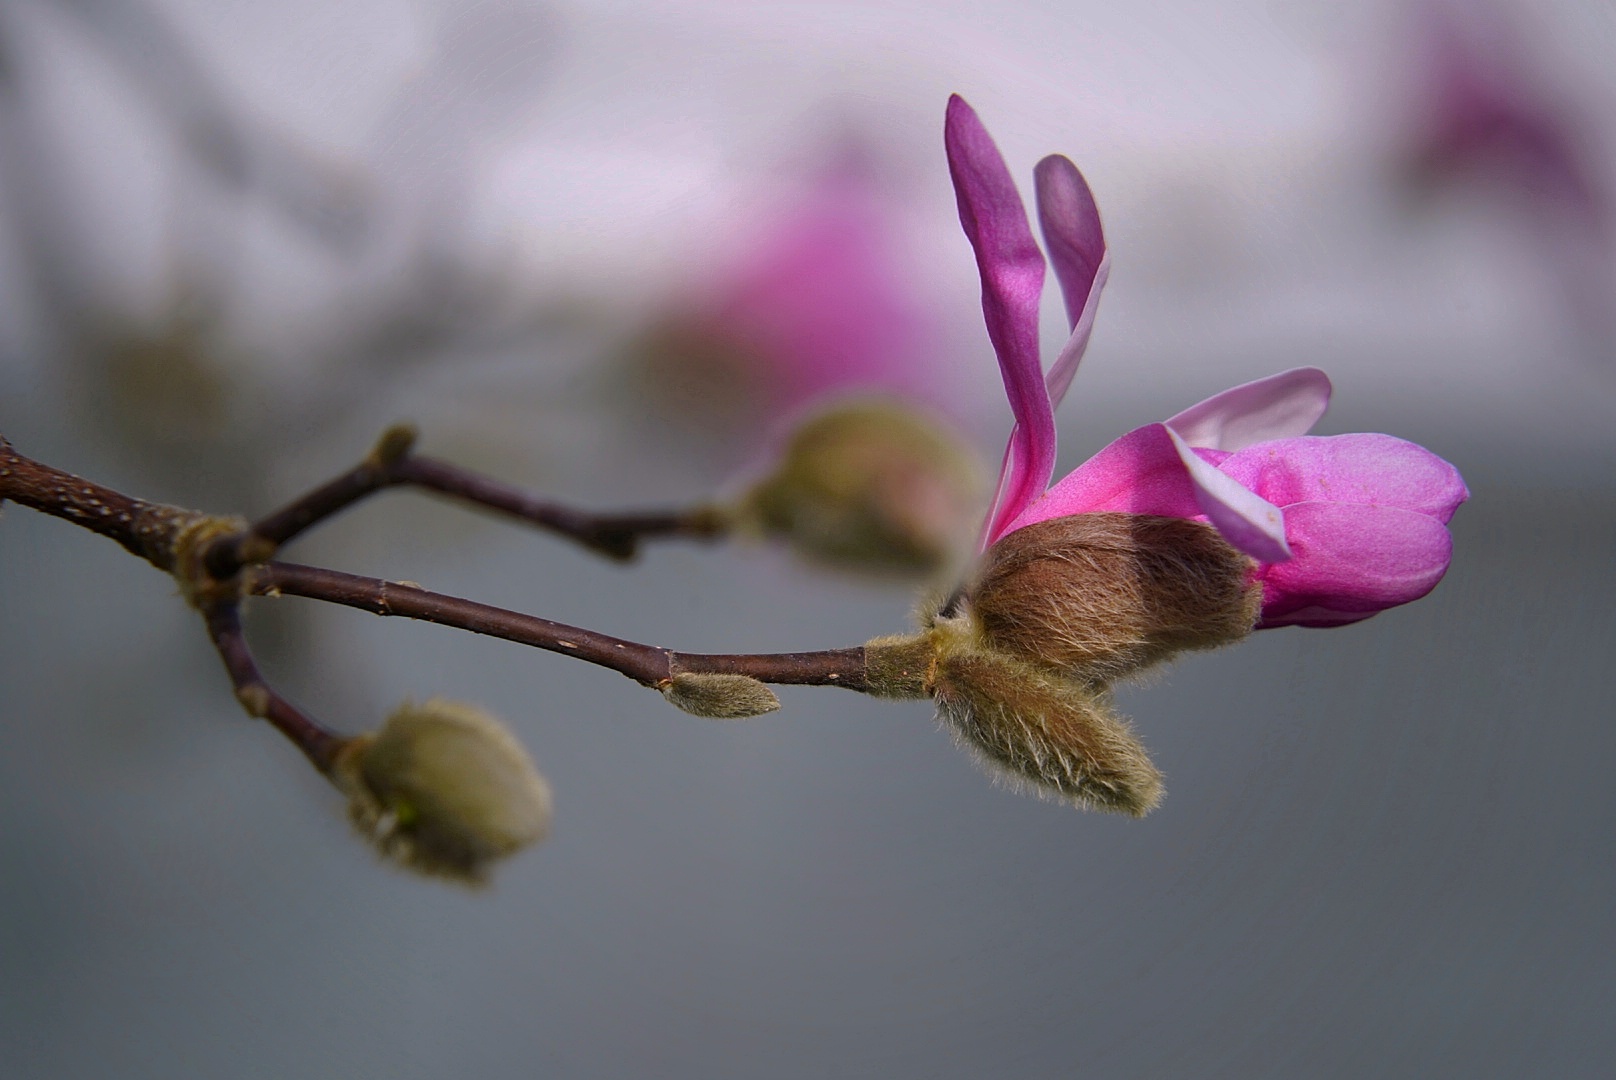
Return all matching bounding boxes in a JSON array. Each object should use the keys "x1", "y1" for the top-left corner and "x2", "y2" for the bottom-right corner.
[
  {"x1": 962, "y1": 513, "x2": 1262, "y2": 686},
  {"x1": 734, "y1": 400, "x2": 981, "y2": 578},
  {"x1": 333, "y1": 698, "x2": 552, "y2": 885},
  {"x1": 660, "y1": 672, "x2": 782, "y2": 719},
  {"x1": 930, "y1": 639, "x2": 1164, "y2": 817},
  {"x1": 369, "y1": 423, "x2": 418, "y2": 467}
]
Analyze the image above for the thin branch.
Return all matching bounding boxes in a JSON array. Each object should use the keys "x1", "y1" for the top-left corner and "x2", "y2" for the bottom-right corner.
[
  {"x1": 206, "y1": 427, "x2": 730, "y2": 576},
  {"x1": 200, "y1": 600, "x2": 346, "y2": 772},
  {"x1": 253, "y1": 561, "x2": 871, "y2": 692},
  {"x1": 3, "y1": 429, "x2": 869, "y2": 704},
  {"x1": 0, "y1": 433, "x2": 203, "y2": 571}
]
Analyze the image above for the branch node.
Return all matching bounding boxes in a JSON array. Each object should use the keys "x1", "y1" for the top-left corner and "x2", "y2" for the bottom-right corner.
[{"x1": 168, "y1": 512, "x2": 252, "y2": 608}]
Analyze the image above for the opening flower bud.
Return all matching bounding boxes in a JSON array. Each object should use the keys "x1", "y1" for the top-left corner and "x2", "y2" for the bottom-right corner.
[
  {"x1": 660, "y1": 672, "x2": 782, "y2": 719},
  {"x1": 733, "y1": 400, "x2": 981, "y2": 578},
  {"x1": 959, "y1": 513, "x2": 1262, "y2": 686},
  {"x1": 333, "y1": 698, "x2": 552, "y2": 885}
]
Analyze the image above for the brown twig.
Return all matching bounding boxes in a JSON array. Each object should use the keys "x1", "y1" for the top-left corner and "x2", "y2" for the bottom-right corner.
[
  {"x1": 200, "y1": 600, "x2": 346, "y2": 771},
  {"x1": 0, "y1": 433, "x2": 208, "y2": 571},
  {"x1": 253, "y1": 561, "x2": 870, "y2": 692},
  {"x1": 3, "y1": 431, "x2": 872, "y2": 708},
  {"x1": 206, "y1": 425, "x2": 730, "y2": 577}
]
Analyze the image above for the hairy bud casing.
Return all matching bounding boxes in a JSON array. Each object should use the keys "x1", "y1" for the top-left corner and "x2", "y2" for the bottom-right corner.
[
  {"x1": 962, "y1": 513, "x2": 1262, "y2": 686},
  {"x1": 862, "y1": 512, "x2": 1265, "y2": 815},
  {"x1": 334, "y1": 698, "x2": 552, "y2": 885},
  {"x1": 866, "y1": 621, "x2": 1162, "y2": 815},
  {"x1": 735, "y1": 400, "x2": 981, "y2": 578},
  {"x1": 660, "y1": 672, "x2": 782, "y2": 718}
]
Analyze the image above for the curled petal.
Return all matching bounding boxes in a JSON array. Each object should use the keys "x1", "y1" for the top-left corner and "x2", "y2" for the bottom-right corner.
[
  {"x1": 1044, "y1": 253, "x2": 1110, "y2": 412},
  {"x1": 1256, "y1": 502, "x2": 1455, "y2": 628},
  {"x1": 946, "y1": 95, "x2": 1054, "y2": 541},
  {"x1": 1002, "y1": 424, "x2": 1201, "y2": 536},
  {"x1": 1034, "y1": 155, "x2": 1106, "y2": 328},
  {"x1": 1165, "y1": 368, "x2": 1333, "y2": 452},
  {"x1": 1167, "y1": 429, "x2": 1291, "y2": 562},
  {"x1": 1219, "y1": 434, "x2": 1470, "y2": 523},
  {"x1": 1034, "y1": 155, "x2": 1108, "y2": 409}
]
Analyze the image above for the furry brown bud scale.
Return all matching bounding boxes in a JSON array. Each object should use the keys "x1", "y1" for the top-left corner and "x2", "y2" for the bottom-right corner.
[
  {"x1": 964, "y1": 513, "x2": 1261, "y2": 686},
  {"x1": 862, "y1": 513, "x2": 1263, "y2": 815}
]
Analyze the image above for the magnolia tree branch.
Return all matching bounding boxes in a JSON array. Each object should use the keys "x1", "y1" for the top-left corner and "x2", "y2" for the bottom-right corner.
[
  {"x1": 1, "y1": 429, "x2": 873, "y2": 760},
  {"x1": 206, "y1": 425, "x2": 730, "y2": 576},
  {"x1": 252, "y1": 561, "x2": 870, "y2": 691},
  {"x1": 201, "y1": 599, "x2": 347, "y2": 771}
]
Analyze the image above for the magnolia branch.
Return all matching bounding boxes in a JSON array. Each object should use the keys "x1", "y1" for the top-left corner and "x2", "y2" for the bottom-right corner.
[
  {"x1": 206, "y1": 425, "x2": 730, "y2": 576},
  {"x1": 251, "y1": 561, "x2": 869, "y2": 690},
  {"x1": 201, "y1": 599, "x2": 346, "y2": 771},
  {"x1": 1, "y1": 430, "x2": 872, "y2": 772}
]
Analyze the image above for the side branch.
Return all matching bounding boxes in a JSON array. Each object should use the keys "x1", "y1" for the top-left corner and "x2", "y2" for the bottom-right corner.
[
  {"x1": 253, "y1": 561, "x2": 870, "y2": 692},
  {"x1": 206, "y1": 425, "x2": 729, "y2": 575},
  {"x1": 201, "y1": 601, "x2": 347, "y2": 772}
]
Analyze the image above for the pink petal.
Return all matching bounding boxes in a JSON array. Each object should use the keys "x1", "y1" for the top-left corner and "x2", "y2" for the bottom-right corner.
[
  {"x1": 1256, "y1": 502, "x2": 1455, "y2": 628},
  {"x1": 1001, "y1": 424, "x2": 1202, "y2": 535},
  {"x1": 1218, "y1": 434, "x2": 1470, "y2": 523},
  {"x1": 1165, "y1": 368, "x2": 1333, "y2": 452},
  {"x1": 946, "y1": 95, "x2": 1055, "y2": 543},
  {"x1": 1044, "y1": 254, "x2": 1110, "y2": 412},
  {"x1": 1034, "y1": 156, "x2": 1106, "y2": 325},
  {"x1": 1167, "y1": 429, "x2": 1291, "y2": 562},
  {"x1": 1034, "y1": 156, "x2": 1108, "y2": 410}
]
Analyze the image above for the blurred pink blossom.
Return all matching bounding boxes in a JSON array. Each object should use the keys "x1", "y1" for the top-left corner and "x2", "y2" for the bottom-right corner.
[
  {"x1": 948, "y1": 95, "x2": 1468, "y2": 629},
  {"x1": 1398, "y1": 0, "x2": 1615, "y2": 351},
  {"x1": 632, "y1": 150, "x2": 947, "y2": 446}
]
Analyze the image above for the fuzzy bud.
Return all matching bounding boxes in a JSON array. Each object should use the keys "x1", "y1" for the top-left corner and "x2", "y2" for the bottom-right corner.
[
  {"x1": 734, "y1": 400, "x2": 981, "y2": 578},
  {"x1": 960, "y1": 513, "x2": 1262, "y2": 687},
  {"x1": 333, "y1": 698, "x2": 552, "y2": 885},
  {"x1": 865, "y1": 622, "x2": 1163, "y2": 816},
  {"x1": 660, "y1": 672, "x2": 782, "y2": 718}
]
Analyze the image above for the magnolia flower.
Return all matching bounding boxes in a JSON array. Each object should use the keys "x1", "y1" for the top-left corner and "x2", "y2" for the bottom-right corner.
[
  {"x1": 860, "y1": 100, "x2": 1468, "y2": 815},
  {"x1": 946, "y1": 95, "x2": 1468, "y2": 630}
]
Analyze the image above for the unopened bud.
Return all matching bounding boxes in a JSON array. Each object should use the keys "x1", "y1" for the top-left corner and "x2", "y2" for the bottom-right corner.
[
  {"x1": 660, "y1": 672, "x2": 782, "y2": 718},
  {"x1": 930, "y1": 641, "x2": 1164, "y2": 816},
  {"x1": 864, "y1": 621, "x2": 1163, "y2": 815},
  {"x1": 333, "y1": 698, "x2": 552, "y2": 885},
  {"x1": 960, "y1": 513, "x2": 1261, "y2": 686},
  {"x1": 734, "y1": 400, "x2": 981, "y2": 578}
]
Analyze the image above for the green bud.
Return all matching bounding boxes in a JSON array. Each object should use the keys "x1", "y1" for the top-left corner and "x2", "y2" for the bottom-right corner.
[
  {"x1": 659, "y1": 672, "x2": 782, "y2": 719},
  {"x1": 733, "y1": 400, "x2": 982, "y2": 579},
  {"x1": 333, "y1": 698, "x2": 552, "y2": 885}
]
